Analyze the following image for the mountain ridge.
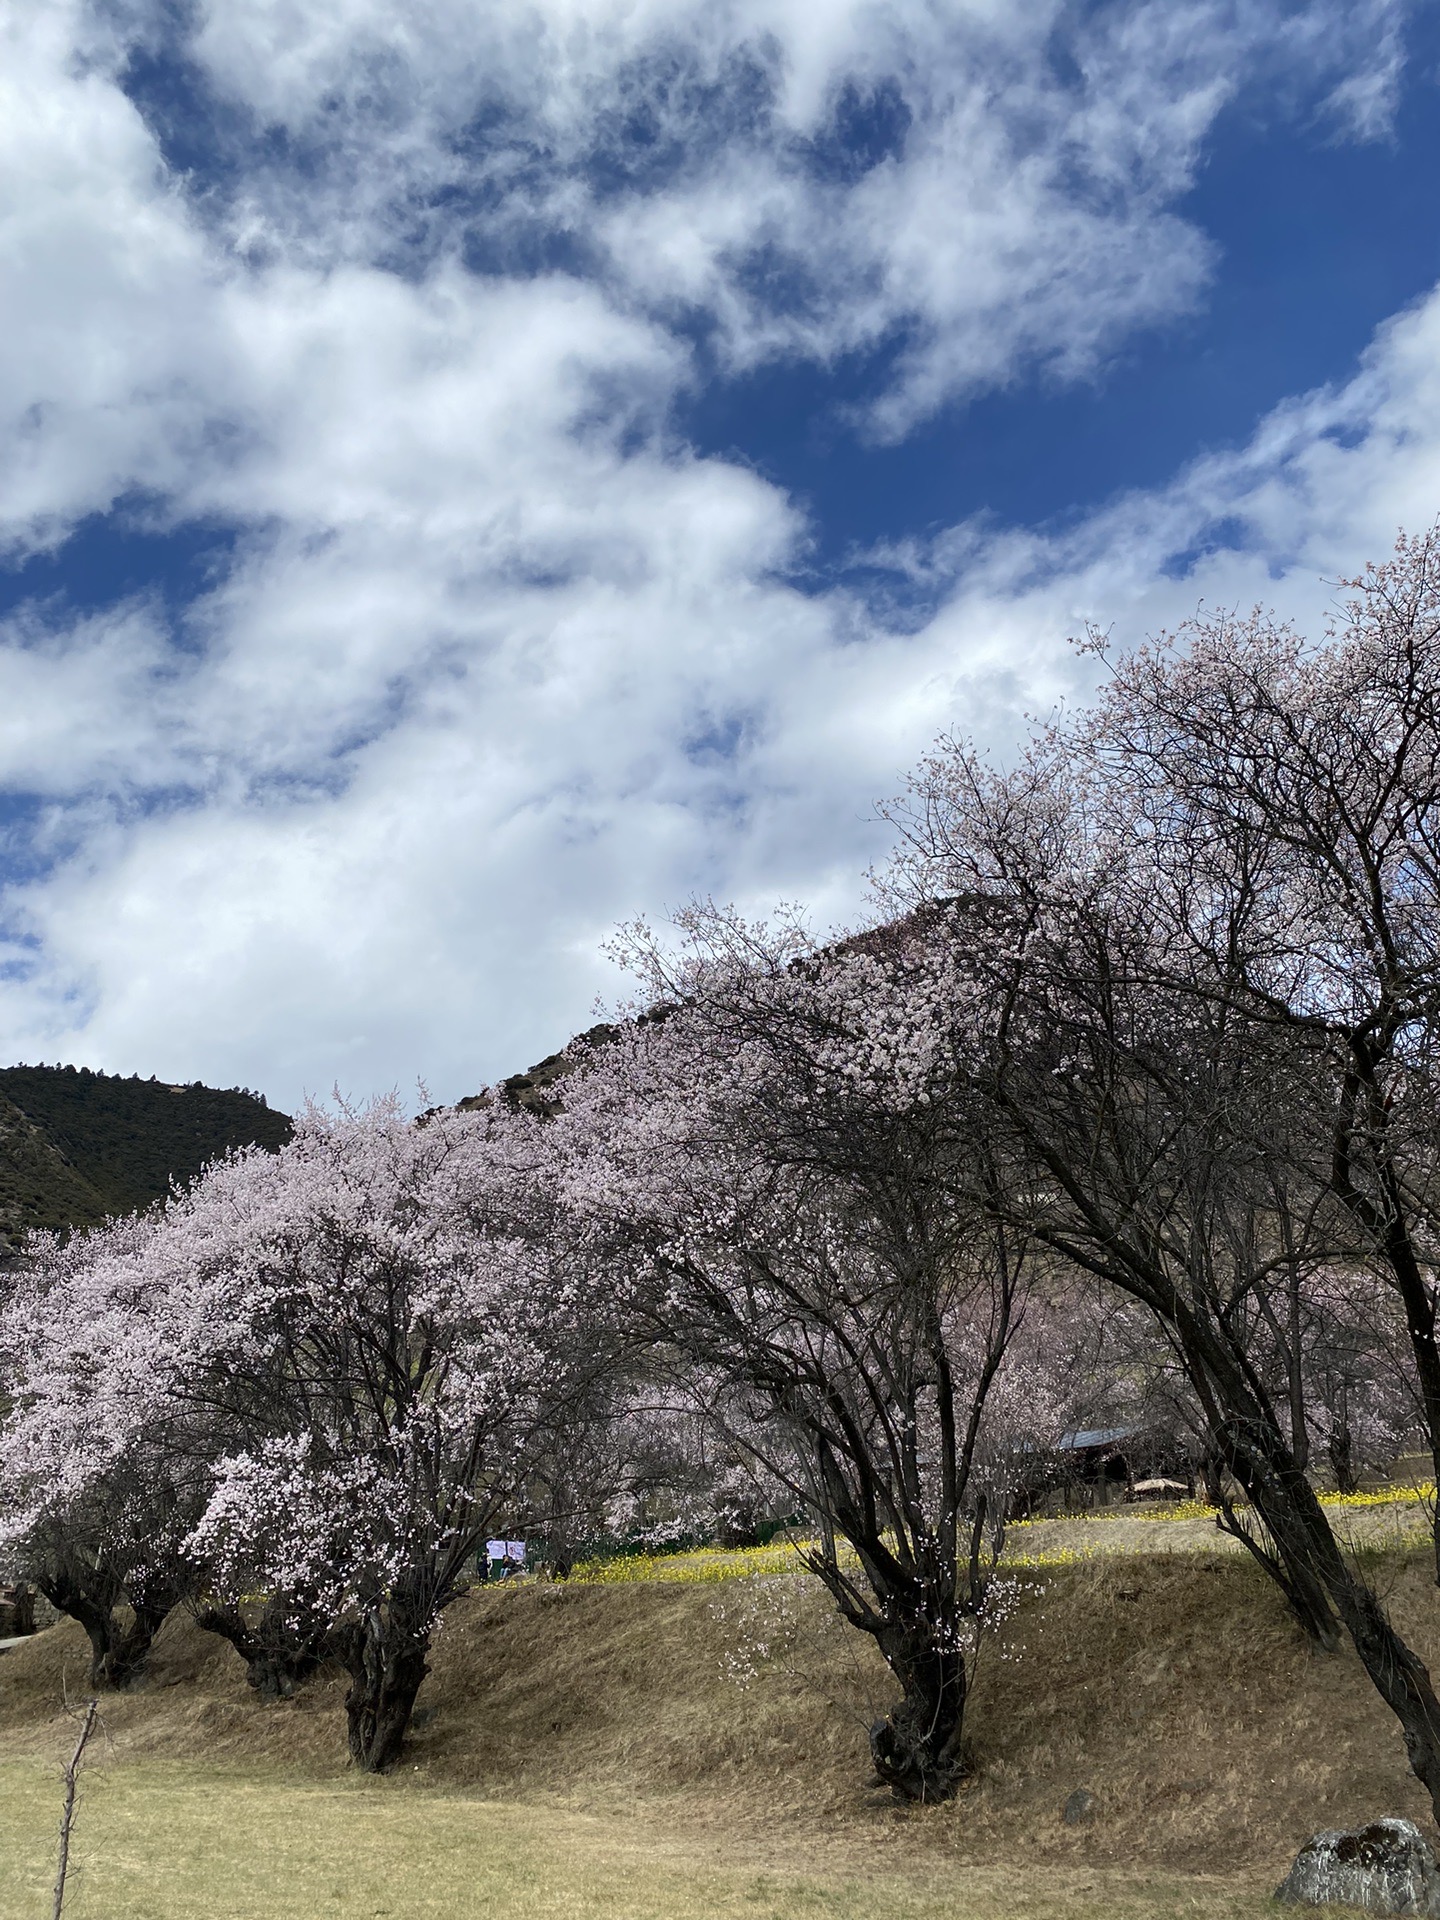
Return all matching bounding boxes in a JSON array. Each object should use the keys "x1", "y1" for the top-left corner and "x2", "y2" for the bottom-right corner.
[{"x1": 0, "y1": 1065, "x2": 292, "y2": 1249}]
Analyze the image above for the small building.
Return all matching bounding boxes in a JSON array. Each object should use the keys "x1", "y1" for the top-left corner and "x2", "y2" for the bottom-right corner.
[{"x1": 1057, "y1": 1426, "x2": 1139, "y2": 1507}]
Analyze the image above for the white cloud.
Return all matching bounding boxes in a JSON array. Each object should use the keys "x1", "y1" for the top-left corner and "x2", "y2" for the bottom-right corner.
[
  {"x1": 0, "y1": 0, "x2": 1410, "y2": 555},
  {"x1": 126, "y1": 0, "x2": 1416, "y2": 429},
  {"x1": 0, "y1": 598, "x2": 191, "y2": 800},
  {"x1": 0, "y1": 0, "x2": 1433, "y2": 1106},
  {"x1": 16, "y1": 262, "x2": 1440, "y2": 1105},
  {"x1": 0, "y1": 4, "x2": 226, "y2": 548}
]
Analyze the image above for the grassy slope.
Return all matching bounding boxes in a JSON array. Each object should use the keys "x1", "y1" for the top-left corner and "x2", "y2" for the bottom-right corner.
[{"x1": 5, "y1": 1538, "x2": 1440, "y2": 1917}]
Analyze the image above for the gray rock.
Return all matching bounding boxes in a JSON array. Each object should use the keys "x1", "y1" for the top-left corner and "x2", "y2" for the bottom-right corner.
[
  {"x1": 1062, "y1": 1788, "x2": 1096, "y2": 1826},
  {"x1": 1276, "y1": 1818, "x2": 1440, "y2": 1914}
]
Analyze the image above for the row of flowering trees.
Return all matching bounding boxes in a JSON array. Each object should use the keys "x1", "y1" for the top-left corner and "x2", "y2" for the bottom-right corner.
[
  {"x1": 3, "y1": 530, "x2": 1439, "y2": 1804},
  {"x1": 550, "y1": 525, "x2": 1440, "y2": 1808},
  {"x1": 0, "y1": 1099, "x2": 630, "y2": 1768}
]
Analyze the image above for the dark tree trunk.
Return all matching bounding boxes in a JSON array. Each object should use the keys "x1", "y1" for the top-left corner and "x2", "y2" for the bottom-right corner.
[
  {"x1": 806, "y1": 1537, "x2": 971, "y2": 1804},
  {"x1": 35, "y1": 1562, "x2": 125, "y2": 1688},
  {"x1": 1366, "y1": 1211, "x2": 1440, "y2": 1586},
  {"x1": 333, "y1": 1605, "x2": 431, "y2": 1772},
  {"x1": 1328, "y1": 1421, "x2": 1358, "y2": 1497},
  {"x1": 195, "y1": 1598, "x2": 328, "y2": 1698},
  {"x1": 105, "y1": 1598, "x2": 174, "y2": 1689},
  {"x1": 866, "y1": 1618, "x2": 968, "y2": 1801},
  {"x1": 1329, "y1": 1561, "x2": 1440, "y2": 1811},
  {"x1": 1199, "y1": 1411, "x2": 1344, "y2": 1652},
  {"x1": 36, "y1": 1576, "x2": 173, "y2": 1689},
  {"x1": 1195, "y1": 1353, "x2": 1440, "y2": 1820},
  {"x1": 104, "y1": 1564, "x2": 190, "y2": 1688},
  {"x1": 1063, "y1": 1261, "x2": 1440, "y2": 1819},
  {"x1": 1328, "y1": 1063, "x2": 1440, "y2": 1586},
  {"x1": 1251, "y1": 1454, "x2": 1440, "y2": 1816},
  {"x1": 42, "y1": 1589, "x2": 115, "y2": 1686}
]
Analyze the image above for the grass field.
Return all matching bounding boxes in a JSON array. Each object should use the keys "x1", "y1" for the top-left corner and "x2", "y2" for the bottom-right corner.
[
  {"x1": 0, "y1": 1758, "x2": 1277, "y2": 1920},
  {"x1": 3, "y1": 1499, "x2": 1439, "y2": 1919}
]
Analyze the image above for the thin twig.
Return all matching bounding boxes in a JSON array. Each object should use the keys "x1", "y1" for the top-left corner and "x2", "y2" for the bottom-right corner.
[{"x1": 52, "y1": 1697, "x2": 98, "y2": 1920}]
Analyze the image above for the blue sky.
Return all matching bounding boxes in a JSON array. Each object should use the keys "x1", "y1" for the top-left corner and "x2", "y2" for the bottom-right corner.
[{"x1": 3, "y1": 0, "x2": 1440, "y2": 1108}]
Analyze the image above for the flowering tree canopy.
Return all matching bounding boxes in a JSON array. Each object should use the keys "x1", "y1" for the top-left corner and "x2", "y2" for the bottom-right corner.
[
  {"x1": 0, "y1": 1095, "x2": 597, "y2": 1767},
  {"x1": 877, "y1": 528, "x2": 1440, "y2": 1818}
]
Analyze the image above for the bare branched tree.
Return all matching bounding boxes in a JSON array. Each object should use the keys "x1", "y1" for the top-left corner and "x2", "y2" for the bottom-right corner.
[{"x1": 52, "y1": 1696, "x2": 99, "y2": 1920}]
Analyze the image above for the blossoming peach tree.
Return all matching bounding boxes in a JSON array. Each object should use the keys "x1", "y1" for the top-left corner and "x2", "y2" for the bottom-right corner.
[
  {"x1": 876, "y1": 527, "x2": 1440, "y2": 1818},
  {"x1": 1071, "y1": 528, "x2": 1440, "y2": 1584},
  {"x1": 551, "y1": 904, "x2": 1050, "y2": 1802},
  {"x1": 0, "y1": 1095, "x2": 596, "y2": 1770},
  {"x1": 0, "y1": 1211, "x2": 205, "y2": 1688}
]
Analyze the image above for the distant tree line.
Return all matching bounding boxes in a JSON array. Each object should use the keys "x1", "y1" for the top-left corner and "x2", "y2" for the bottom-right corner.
[{"x1": 4, "y1": 531, "x2": 1440, "y2": 1808}]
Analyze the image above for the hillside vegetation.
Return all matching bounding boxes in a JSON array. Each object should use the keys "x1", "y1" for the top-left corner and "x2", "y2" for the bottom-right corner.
[
  {"x1": 4, "y1": 1533, "x2": 1440, "y2": 1917},
  {"x1": 0, "y1": 1065, "x2": 291, "y2": 1246}
]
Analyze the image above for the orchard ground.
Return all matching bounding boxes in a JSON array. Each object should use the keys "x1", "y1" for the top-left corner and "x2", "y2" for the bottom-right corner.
[{"x1": 3, "y1": 1493, "x2": 1439, "y2": 1920}]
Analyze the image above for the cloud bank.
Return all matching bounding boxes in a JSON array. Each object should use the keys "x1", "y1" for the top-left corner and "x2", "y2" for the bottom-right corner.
[{"x1": 0, "y1": 0, "x2": 1434, "y2": 1105}]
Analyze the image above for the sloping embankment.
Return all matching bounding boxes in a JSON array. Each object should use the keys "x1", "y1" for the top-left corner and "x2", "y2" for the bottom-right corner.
[{"x1": 2, "y1": 1552, "x2": 1438, "y2": 1875}]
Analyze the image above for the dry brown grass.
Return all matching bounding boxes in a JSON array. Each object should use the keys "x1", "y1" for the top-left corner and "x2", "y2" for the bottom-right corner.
[
  {"x1": 0, "y1": 1756, "x2": 1275, "y2": 1920},
  {"x1": 3, "y1": 1545, "x2": 1439, "y2": 1914}
]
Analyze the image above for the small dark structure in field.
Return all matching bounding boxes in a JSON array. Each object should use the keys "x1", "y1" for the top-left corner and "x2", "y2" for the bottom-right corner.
[
  {"x1": 1058, "y1": 1427, "x2": 1140, "y2": 1507},
  {"x1": 1013, "y1": 1426, "x2": 1196, "y2": 1518}
]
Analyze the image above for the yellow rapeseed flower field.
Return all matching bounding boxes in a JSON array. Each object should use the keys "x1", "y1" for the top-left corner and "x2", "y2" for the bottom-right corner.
[
  {"x1": 571, "y1": 1542, "x2": 812, "y2": 1585},
  {"x1": 568, "y1": 1483, "x2": 1437, "y2": 1586}
]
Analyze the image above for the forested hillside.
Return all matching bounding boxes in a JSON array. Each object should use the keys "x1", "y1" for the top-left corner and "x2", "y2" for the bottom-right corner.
[{"x1": 0, "y1": 1065, "x2": 291, "y2": 1247}]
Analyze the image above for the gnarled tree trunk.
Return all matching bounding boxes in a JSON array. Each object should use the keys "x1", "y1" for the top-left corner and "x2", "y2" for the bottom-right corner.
[
  {"x1": 35, "y1": 1561, "x2": 123, "y2": 1687},
  {"x1": 807, "y1": 1533, "x2": 972, "y2": 1804},
  {"x1": 332, "y1": 1599, "x2": 431, "y2": 1773},
  {"x1": 35, "y1": 1562, "x2": 176, "y2": 1689},
  {"x1": 106, "y1": 1596, "x2": 175, "y2": 1688},
  {"x1": 866, "y1": 1616, "x2": 968, "y2": 1801},
  {"x1": 195, "y1": 1597, "x2": 328, "y2": 1698}
]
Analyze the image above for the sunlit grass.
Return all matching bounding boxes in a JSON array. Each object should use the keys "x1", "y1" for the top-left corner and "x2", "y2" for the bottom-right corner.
[
  {"x1": 0, "y1": 1757, "x2": 1277, "y2": 1920},
  {"x1": 1009, "y1": 1482, "x2": 1437, "y2": 1529},
  {"x1": 1319, "y1": 1482, "x2": 1435, "y2": 1510},
  {"x1": 571, "y1": 1541, "x2": 810, "y2": 1585}
]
